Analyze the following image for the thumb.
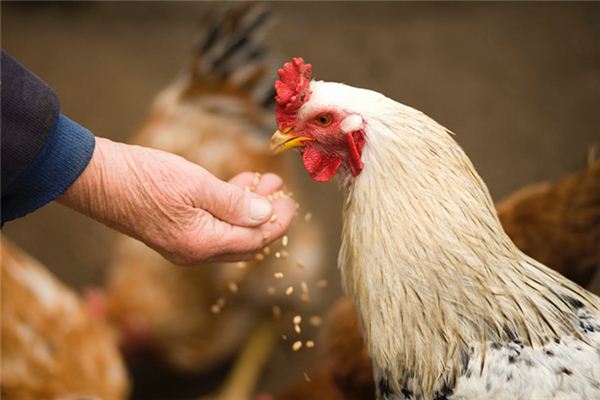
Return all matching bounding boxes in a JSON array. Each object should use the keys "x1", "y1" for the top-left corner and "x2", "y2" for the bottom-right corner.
[{"x1": 199, "y1": 174, "x2": 273, "y2": 227}]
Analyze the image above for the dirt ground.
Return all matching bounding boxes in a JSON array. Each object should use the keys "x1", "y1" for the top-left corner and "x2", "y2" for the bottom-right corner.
[{"x1": 2, "y1": 2, "x2": 599, "y2": 399}]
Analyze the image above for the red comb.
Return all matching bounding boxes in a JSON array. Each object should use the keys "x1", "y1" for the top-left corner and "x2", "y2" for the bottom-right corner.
[{"x1": 275, "y1": 57, "x2": 312, "y2": 129}]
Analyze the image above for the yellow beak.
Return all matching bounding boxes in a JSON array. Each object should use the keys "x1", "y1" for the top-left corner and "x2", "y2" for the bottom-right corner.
[{"x1": 270, "y1": 128, "x2": 314, "y2": 154}]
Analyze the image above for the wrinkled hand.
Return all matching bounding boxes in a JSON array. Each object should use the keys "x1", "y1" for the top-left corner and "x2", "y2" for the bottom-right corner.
[{"x1": 59, "y1": 137, "x2": 296, "y2": 264}]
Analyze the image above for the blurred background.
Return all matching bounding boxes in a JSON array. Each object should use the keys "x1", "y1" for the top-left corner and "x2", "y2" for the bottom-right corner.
[{"x1": 2, "y1": 1, "x2": 599, "y2": 399}]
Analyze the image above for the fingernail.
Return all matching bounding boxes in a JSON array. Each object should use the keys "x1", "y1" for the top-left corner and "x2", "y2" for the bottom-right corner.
[{"x1": 250, "y1": 197, "x2": 272, "y2": 222}]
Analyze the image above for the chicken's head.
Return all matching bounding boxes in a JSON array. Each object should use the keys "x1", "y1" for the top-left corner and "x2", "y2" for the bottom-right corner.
[{"x1": 270, "y1": 57, "x2": 367, "y2": 182}]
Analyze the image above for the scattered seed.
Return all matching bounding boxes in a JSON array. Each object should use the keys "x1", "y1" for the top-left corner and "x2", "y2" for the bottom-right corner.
[
  {"x1": 294, "y1": 324, "x2": 301, "y2": 334},
  {"x1": 210, "y1": 305, "x2": 221, "y2": 314},
  {"x1": 228, "y1": 282, "x2": 239, "y2": 293},
  {"x1": 255, "y1": 253, "x2": 265, "y2": 261},
  {"x1": 251, "y1": 172, "x2": 261, "y2": 188},
  {"x1": 267, "y1": 286, "x2": 276, "y2": 296},
  {"x1": 275, "y1": 251, "x2": 281, "y2": 259},
  {"x1": 269, "y1": 215, "x2": 278, "y2": 223},
  {"x1": 304, "y1": 212, "x2": 312, "y2": 222},
  {"x1": 282, "y1": 235, "x2": 288, "y2": 246},
  {"x1": 280, "y1": 250, "x2": 289, "y2": 259},
  {"x1": 304, "y1": 372, "x2": 311, "y2": 382},
  {"x1": 263, "y1": 246, "x2": 271, "y2": 255},
  {"x1": 293, "y1": 315, "x2": 302, "y2": 325},
  {"x1": 274, "y1": 272, "x2": 284, "y2": 279},
  {"x1": 292, "y1": 341, "x2": 302, "y2": 351},
  {"x1": 272, "y1": 305, "x2": 282, "y2": 318},
  {"x1": 306, "y1": 340, "x2": 315, "y2": 348},
  {"x1": 309, "y1": 316, "x2": 323, "y2": 327},
  {"x1": 285, "y1": 286, "x2": 294, "y2": 296},
  {"x1": 316, "y1": 279, "x2": 328, "y2": 289},
  {"x1": 301, "y1": 281, "x2": 309, "y2": 294}
]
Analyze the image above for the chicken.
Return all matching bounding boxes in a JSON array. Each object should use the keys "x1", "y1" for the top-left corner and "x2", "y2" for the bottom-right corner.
[
  {"x1": 496, "y1": 151, "x2": 600, "y2": 287},
  {"x1": 0, "y1": 236, "x2": 129, "y2": 400},
  {"x1": 104, "y1": 5, "x2": 325, "y2": 377},
  {"x1": 275, "y1": 156, "x2": 600, "y2": 400},
  {"x1": 270, "y1": 57, "x2": 600, "y2": 399}
]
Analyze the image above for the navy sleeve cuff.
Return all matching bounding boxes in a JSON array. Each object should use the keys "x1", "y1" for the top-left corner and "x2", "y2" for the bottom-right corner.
[{"x1": 1, "y1": 114, "x2": 95, "y2": 224}]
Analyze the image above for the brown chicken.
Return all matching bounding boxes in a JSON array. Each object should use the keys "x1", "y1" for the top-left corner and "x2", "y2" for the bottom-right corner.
[
  {"x1": 103, "y1": 4, "x2": 325, "y2": 381},
  {"x1": 275, "y1": 154, "x2": 600, "y2": 400},
  {"x1": 0, "y1": 237, "x2": 130, "y2": 400}
]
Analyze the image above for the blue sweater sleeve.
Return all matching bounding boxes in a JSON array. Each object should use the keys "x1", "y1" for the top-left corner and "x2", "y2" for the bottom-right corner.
[{"x1": 1, "y1": 51, "x2": 95, "y2": 224}]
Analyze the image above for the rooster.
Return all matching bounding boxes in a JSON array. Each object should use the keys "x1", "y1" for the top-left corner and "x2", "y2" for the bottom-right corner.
[{"x1": 270, "y1": 58, "x2": 600, "y2": 399}]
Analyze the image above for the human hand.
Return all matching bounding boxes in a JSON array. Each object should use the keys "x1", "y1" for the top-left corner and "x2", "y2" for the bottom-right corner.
[{"x1": 58, "y1": 137, "x2": 296, "y2": 264}]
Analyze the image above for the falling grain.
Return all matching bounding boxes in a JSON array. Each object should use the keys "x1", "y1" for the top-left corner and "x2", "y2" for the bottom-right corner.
[
  {"x1": 292, "y1": 341, "x2": 302, "y2": 351},
  {"x1": 280, "y1": 250, "x2": 289, "y2": 259},
  {"x1": 275, "y1": 251, "x2": 281, "y2": 259},
  {"x1": 285, "y1": 286, "x2": 294, "y2": 296},
  {"x1": 269, "y1": 215, "x2": 278, "y2": 223},
  {"x1": 316, "y1": 279, "x2": 328, "y2": 289},
  {"x1": 309, "y1": 316, "x2": 323, "y2": 327},
  {"x1": 210, "y1": 305, "x2": 221, "y2": 314},
  {"x1": 263, "y1": 246, "x2": 271, "y2": 255},
  {"x1": 272, "y1": 305, "x2": 282, "y2": 319},
  {"x1": 306, "y1": 340, "x2": 315, "y2": 348},
  {"x1": 300, "y1": 281, "x2": 309, "y2": 294},
  {"x1": 294, "y1": 324, "x2": 301, "y2": 334},
  {"x1": 267, "y1": 286, "x2": 276, "y2": 296},
  {"x1": 274, "y1": 272, "x2": 284, "y2": 279},
  {"x1": 282, "y1": 235, "x2": 288, "y2": 246},
  {"x1": 293, "y1": 315, "x2": 302, "y2": 325},
  {"x1": 304, "y1": 212, "x2": 312, "y2": 222},
  {"x1": 216, "y1": 297, "x2": 226, "y2": 307},
  {"x1": 296, "y1": 260, "x2": 305, "y2": 269},
  {"x1": 228, "y1": 282, "x2": 239, "y2": 293},
  {"x1": 236, "y1": 262, "x2": 247, "y2": 269},
  {"x1": 282, "y1": 334, "x2": 288, "y2": 340},
  {"x1": 303, "y1": 372, "x2": 311, "y2": 382},
  {"x1": 255, "y1": 253, "x2": 265, "y2": 261}
]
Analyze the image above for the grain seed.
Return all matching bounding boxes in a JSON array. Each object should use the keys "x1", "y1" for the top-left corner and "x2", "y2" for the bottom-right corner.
[
  {"x1": 304, "y1": 372, "x2": 311, "y2": 382},
  {"x1": 309, "y1": 316, "x2": 323, "y2": 327},
  {"x1": 273, "y1": 272, "x2": 284, "y2": 279},
  {"x1": 282, "y1": 235, "x2": 288, "y2": 246},
  {"x1": 304, "y1": 212, "x2": 312, "y2": 222},
  {"x1": 300, "y1": 281, "x2": 309, "y2": 294},
  {"x1": 293, "y1": 315, "x2": 302, "y2": 325},
  {"x1": 228, "y1": 282, "x2": 239, "y2": 293},
  {"x1": 255, "y1": 253, "x2": 265, "y2": 261},
  {"x1": 292, "y1": 341, "x2": 302, "y2": 351},
  {"x1": 267, "y1": 286, "x2": 276, "y2": 296},
  {"x1": 306, "y1": 340, "x2": 315, "y2": 348},
  {"x1": 285, "y1": 286, "x2": 294, "y2": 296}
]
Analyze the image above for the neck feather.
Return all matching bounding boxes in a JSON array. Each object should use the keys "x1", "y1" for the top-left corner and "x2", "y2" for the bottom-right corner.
[{"x1": 338, "y1": 104, "x2": 597, "y2": 395}]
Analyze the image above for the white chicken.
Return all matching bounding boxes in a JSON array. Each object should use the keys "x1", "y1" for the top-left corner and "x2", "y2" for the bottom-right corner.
[{"x1": 270, "y1": 58, "x2": 600, "y2": 399}]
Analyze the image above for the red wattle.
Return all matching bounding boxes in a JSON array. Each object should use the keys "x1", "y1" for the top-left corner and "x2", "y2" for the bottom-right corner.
[
  {"x1": 346, "y1": 131, "x2": 365, "y2": 176},
  {"x1": 302, "y1": 147, "x2": 343, "y2": 182}
]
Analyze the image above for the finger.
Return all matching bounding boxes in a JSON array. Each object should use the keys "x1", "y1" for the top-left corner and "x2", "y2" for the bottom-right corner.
[
  {"x1": 228, "y1": 172, "x2": 284, "y2": 196},
  {"x1": 199, "y1": 173, "x2": 273, "y2": 227},
  {"x1": 203, "y1": 196, "x2": 297, "y2": 261},
  {"x1": 253, "y1": 173, "x2": 283, "y2": 196}
]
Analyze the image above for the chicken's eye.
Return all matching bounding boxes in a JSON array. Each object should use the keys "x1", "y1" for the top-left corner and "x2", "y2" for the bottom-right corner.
[{"x1": 315, "y1": 114, "x2": 333, "y2": 126}]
